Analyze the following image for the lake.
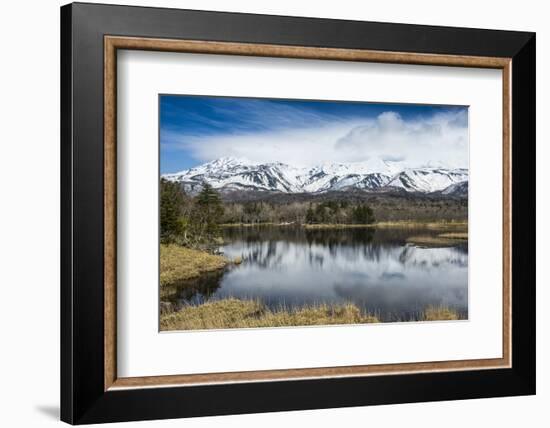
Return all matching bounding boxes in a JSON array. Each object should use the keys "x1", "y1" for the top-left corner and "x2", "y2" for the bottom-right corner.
[{"x1": 164, "y1": 225, "x2": 468, "y2": 322}]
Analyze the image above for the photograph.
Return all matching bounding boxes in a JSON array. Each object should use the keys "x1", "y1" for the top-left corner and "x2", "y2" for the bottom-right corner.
[
  {"x1": 53, "y1": 2, "x2": 536, "y2": 424},
  {"x1": 159, "y1": 95, "x2": 469, "y2": 331}
]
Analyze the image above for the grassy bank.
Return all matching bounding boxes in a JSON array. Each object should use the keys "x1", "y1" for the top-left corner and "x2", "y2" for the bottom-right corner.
[
  {"x1": 302, "y1": 223, "x2": 377, "y2": 230},
  {"x1": 160, "y1": 298, "x2": 380, "y2": 330},
  {"x1": 406, "y1": 231, "x2": 468, "y2": 247},
  {"x1": 220, "y1": 222, "x2": 289, "y2": 228},
  {"x1": 219, "y1": 220, "x2": 468, "y2": 230},
  {"x1": 160, "y1": 299, "x2": 463, "y2": 330},
  {"x1": 303, "y1": 220, "x2": 468, "y2": 230},
  {"x1": 438, "y1": 232, "x2": 468, "y2": 239},
  {"x1": 160, "y1": 244, "x2": 229, "y2": 287}
]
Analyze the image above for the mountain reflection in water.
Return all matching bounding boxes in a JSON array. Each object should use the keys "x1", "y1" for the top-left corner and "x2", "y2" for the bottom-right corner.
[{"x1": 166, "y1": 226, "x2": 468, "y2": 322}]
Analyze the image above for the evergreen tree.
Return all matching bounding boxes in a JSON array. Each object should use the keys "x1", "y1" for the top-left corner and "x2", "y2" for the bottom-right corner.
[
  {"x1": 352, "y1": 204, "x2": 375, "y2": 224},
  {"x1": 305, "y1": 205, "x2": 316, "y2": 224},
  {"x1": 192, "y1": 184, "x2": 224, "y2": 239},
  {"x1": 160, "y1": 179, "x2": 185, "y2": 242},
  {"x1": 315, "y1": 203, "x2": 327, "y2": 223}
]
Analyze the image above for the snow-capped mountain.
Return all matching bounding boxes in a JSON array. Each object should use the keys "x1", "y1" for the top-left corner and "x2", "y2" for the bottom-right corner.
[
  {"x1": 387, "y1": 168, "x2": 469, "y2": 193},
  {"x1": 440, "y1": 180, "x2": 468, "y2": 197},
  {"x1": 162, "y1": 157, "x2": 468, "y2": 196}
]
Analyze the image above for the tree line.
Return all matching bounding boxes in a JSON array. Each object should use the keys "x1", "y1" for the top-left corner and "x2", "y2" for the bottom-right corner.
[
  {"x1": 160, "y1": 179, "x2": 224, "y2": 247},
  {"x1": 161, "y1": 180, "x2": 467, "y2": 245},
  {"x1": 222, "y1": 199, "x2": 374, "y2": 224},
  {"x1": 161, "y1": 180, "x2": 377, "y2": 237},
  {"x1": 223, "y1": 194, "x2": 467, "y2": 223}
]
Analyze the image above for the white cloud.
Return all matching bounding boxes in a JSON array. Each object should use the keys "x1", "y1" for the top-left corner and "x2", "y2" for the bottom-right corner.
[
  {"x1": 167, "y1": 110, "x2": 468, "y2": 169},
  {"x1": 335, "y1": 110, "x2": 468, "y2": 168}
]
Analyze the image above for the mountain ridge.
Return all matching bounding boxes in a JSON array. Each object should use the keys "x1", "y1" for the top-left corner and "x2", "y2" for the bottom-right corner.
[{"x1": 162, "y1": 157, "x2": 468, "y2": 197}]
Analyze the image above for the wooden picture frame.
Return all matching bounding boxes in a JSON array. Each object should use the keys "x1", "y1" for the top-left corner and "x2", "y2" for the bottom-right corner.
[{"x1": 61, "y1": 2, "x2": 535, "y2": 424}]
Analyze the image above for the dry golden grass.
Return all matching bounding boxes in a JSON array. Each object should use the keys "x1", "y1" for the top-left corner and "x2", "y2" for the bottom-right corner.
[
  {"x1": 219, "y1": 222, "x2": 278, "y2": 227},
  {"x1": 221, "y1": 221, "x2": 467, "y2": 230},
  {"x1": 406, "y1": 230, "x2": 468, "y2": 247},
  {"x1": 374, "y1": 220, "x2": 468, "y2": 229},
  {"x1": 160, "y1": 298, "x2": 379, "y2": 331},
  {"x1": 438, "y1": 232, "x2": 468, "y2": 239},
  {"x1": 302, "y1": 224, "x2": 376, "y2": 230},
  {"x1": 422, "y1": 305, "x2": 461, "y2": 321},
  {"x1": 160, "y1": 244, "x2": 228, "y2": 287},
  {"x1": 406, "y1": 235, "x2": 455, "y2": 247},
  {"x1": 303, "y1": 220, "x2": 468, "y2": 230}
]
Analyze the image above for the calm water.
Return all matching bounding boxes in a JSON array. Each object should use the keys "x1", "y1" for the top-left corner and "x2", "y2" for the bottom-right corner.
[{"x1": 165, "y1": 226, "x2": 468, "y2": 322}]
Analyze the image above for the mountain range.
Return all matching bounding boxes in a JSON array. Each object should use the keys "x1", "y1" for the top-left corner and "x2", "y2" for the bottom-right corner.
[{"x1": 162, "y1": 157, "x2": 468, "y2": 197}]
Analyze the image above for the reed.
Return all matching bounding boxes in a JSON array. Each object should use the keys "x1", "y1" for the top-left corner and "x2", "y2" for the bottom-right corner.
[
  {"x1": 160, "y1": 298, "x2": 380, "y2": 331},
  {"x1": 422, "y1": 305, "x2": 461, "y2": 321}
]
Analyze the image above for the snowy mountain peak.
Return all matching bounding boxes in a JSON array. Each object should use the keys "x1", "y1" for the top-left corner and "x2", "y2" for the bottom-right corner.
[
  {"x1": 387, "y1": 168, "x2": 468, "y2": 193},
  {"x1": 163, "y1": 157, "x2": 468, "y2": 196},
  {"x1": 209, "y1": 156, "x2": 251, "y2": 166}
]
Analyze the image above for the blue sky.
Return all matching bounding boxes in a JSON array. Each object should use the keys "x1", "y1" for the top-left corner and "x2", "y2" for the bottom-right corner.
[{"x1": 160, "y1": 95, "x2": 468, "y2": 174}]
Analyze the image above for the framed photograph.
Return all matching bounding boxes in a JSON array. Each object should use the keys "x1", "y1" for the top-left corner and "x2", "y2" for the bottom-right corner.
[{"x1": 61, "y1": 2, "x2": 535, "y2": 424}]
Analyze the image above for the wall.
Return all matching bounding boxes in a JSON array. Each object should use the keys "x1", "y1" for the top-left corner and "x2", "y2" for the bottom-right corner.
[{"x1": 0, "y1": 1, "x2": 545, "y2": 427}]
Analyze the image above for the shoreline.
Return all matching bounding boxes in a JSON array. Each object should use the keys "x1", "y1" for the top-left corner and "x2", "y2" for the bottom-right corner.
[
  {"x1": 220, "y1": 220, "x2": 468, "y2": 230},
  {"x1": 406, "y1": 233, "x2": 468, "y2": 248},
  {"x1": 160, "y1": 244, "x2": 230, "y2": 288},
  {"x1": 160, "y1": 298, "x2": 464, "y2": 331}
]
